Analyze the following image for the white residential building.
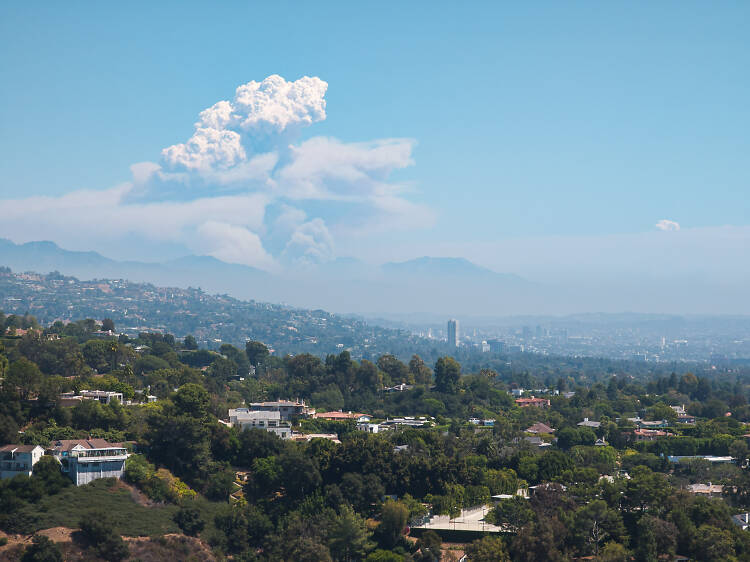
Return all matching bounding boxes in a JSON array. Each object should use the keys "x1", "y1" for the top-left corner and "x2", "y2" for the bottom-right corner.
[
  {"x1": 229, "y1": 409, "x2": 292, "y2": 439},
  {"x1": 50, "y1": 439, "x2": 128, "y2": 486},
  {"x1": 358, "y1": 422, "x2": 386, "y2": 434},
  {"x1": 247, "y1": 399, "x2": 314, "y2": 420},
  {"x1": 59, "y1": 390, "x2": 124, "y2": 406},
  {"x1": 0, "y1": 445, "x2": 45, "y2": 479}
]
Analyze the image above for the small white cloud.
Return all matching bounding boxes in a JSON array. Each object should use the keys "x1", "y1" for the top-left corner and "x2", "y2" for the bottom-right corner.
[{"x1": 656, "y1": 219, "x2": 681, "y2": 231}]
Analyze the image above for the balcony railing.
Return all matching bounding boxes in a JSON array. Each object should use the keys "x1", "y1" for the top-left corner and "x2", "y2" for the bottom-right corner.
[{"x1": 72, "y1": 448, "x2": 128, "y2": 459}]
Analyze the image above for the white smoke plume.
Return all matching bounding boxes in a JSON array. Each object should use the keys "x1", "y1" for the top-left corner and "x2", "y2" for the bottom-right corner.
[{"x1": 0, "y1": 75, "x2": 432, "y2": 271}]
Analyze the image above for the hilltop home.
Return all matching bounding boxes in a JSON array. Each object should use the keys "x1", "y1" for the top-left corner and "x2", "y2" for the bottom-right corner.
[
  {"x1": 358, "y1": 422, "x2": 386, "y2": 434},
  {"x1": 50, "y1": 439, "x2": 128, "y2": 486},
  {"x1": 687, "y1": 483, "x2": 724, "y2": 497},
  {"x1": 248, "y1": 399, "x2": 314, "y2": 420},
  {"x1": 733, "y1": 513, "x2": 750, "y2": 531},
  {"x1": 229, "y1": 409, "x2": 292, "y2": 439},
  {"x1": 632, "y1": 429, "x2": 673, "y2": 442},
  {"x1": 59, "y1": 390, "x2": 124, "y2": 407},
  {"x1": 515, "y1": 396, "x2": 550, "y2": 408},
  {"x1": 525, "y1": 422, "x2": 555, "y2": 434},
  {"x1": 0, "y1": 445, "x2": 45, "y2": 479}
]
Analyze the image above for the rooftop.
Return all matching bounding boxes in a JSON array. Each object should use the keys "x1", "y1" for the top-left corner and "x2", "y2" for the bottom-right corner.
[
  {"x1": 0, "y1": 444, "x2": 42, "y2": 453},
  {"x1": 314, "y1": 411, "x2": 370, "y2": 420},
  {"x1": 229, "y1": 409, "x2": 281, "y2": 420},
  {"x1": 51, "y1": 439, "x2": 123, "y2": 452},
  {"x1": 526, "y1": 422, "x2": 555, "y2": 434}
]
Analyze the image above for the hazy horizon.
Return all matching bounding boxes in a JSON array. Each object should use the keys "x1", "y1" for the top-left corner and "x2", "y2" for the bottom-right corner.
[{"x1": 1, "y1": 3, "x2": 749, "y2": 316}]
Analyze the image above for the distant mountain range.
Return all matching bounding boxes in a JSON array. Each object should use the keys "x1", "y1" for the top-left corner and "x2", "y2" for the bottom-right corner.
[
  {"x1": 0, "y1": 239, "x2": 531, "y2": 316},
  {"x1": 5, "y1": 238, "x2": 748, "y2": 316}
]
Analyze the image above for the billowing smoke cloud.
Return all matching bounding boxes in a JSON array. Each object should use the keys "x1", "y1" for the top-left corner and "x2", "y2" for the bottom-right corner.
[
  {"x1": 283, "y1": 218, "x2": 335, "y2": 265},
  {"x1": 0, "y1": 75, "x2": 433, "y2": 271},
  {"x1": 162, "y1": 75, "x2": 327, "y2": 172},
  {"x1": 655, "y1": 219, "x2": 681, "y2": 231},
  {"x1": 194, "y1": 221, "x2": 278, "y2": 272}
]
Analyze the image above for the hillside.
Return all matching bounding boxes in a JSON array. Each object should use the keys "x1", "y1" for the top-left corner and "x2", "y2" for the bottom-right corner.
[
  {"x1": 0, "y1": 239, "x2": 533, "y2": 316},
  {"x1": 0, "y1": 267, "x2": 425, "y2": 358}
]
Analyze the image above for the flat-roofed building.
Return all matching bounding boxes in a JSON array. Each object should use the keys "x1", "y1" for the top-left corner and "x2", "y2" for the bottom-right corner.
[
  {"x1": 229, "y1": 409, "x2": 292, "y2": 439},
  {"x1": 248, "y1": 399, "x2": 314, "y2": 420},
  {"x1": 59, "y1": 390, "x2": 124, "y2": 407}
]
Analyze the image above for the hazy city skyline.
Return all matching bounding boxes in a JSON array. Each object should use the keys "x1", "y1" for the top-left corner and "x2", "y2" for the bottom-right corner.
[{"x1": 1, "y1": 3, "x2": 749, "y2": 314}]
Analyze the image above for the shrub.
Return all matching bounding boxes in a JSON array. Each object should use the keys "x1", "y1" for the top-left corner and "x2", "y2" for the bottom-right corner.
[
  {"x1": 21, "y1": 534, "x2": 62, "y2": 562},
  {"x1": 173, "y1": 504, "x2": 205, "y2": 536},
  {"x1": 78, "y1": 511, "x2": 129, "y2": 561}
]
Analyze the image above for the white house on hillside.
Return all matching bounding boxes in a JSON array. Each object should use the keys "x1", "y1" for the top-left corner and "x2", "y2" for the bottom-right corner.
[
  {"x1": 50, "y1": 439, "x2": 128, "y2": 486},
  {"x1": 0, "y1": 445, "x2": 45, "y2": 479},
  {"x1": 229, "y1": 408, "x2": 293, "y2": 439}
]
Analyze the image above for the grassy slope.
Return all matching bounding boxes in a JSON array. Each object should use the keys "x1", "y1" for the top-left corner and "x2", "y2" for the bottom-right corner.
[{"x1": 18, "y1": 479, "x2": 224, "y2": 538}]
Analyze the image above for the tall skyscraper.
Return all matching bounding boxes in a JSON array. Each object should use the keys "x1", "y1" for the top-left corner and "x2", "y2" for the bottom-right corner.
[{"x1": 447, "y1": 319, "x2": 459, "y2": 347}]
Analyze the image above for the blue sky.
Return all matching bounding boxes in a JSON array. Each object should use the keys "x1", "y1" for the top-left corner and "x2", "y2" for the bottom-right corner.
[{"x1": 0, "y1": 2, "x2": 748, "y2": 278}]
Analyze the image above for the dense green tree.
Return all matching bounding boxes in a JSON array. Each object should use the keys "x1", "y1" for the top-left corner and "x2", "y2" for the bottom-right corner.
[
  {"x1": 5, "y1": 358, "x2": 42, "y2": 400},
  {"x1": 377, "y1": 499, "x2": 409, "y2": 549},
  {"x1": 434, "y1": 357, "x2": 460, "y2": 393},
  {"x1": 626, "y1": 467, "x2": 670, "y2": 513},
  {"x1": 377, "y1": 355, "x2": 409, "y2": 385},
  {"x1": 408, "y1": 355, "x2": 433, "y2": 385},
  {"x1": 173, "y1": 504, "x2": 205, "y2": 536},
  {"x1": 511, "y1": 517, "x2": 566, "y2": 562},
  {"x1": 366, "y1": 550, "x2": 404, "y2": 562},
  {"x1": 692, "y1": 524, "x2": 736, "y2": 561},
  {"x1": 415, "y1": 530, "x2": 442, "y2": 561},
  {"x1": 634, "y1": 516, "x2": 657, "y2": 562},
  {"x1": 328, "y1": 504, "x2": 374, "y2": 561},
  {"x1": 220, "y1": 343, "x2": 252, "y2": 375},
  {"x1": 464, "y1": 535, "x2": 511, "y2": 562},
  {"x1": 32, "y1": 456, "x2": 70, "y2": 495},
  {"x1": 173, "y1": 383, "x2": 210, "y2": 418},
  {"x1": 573, "y1": 500, "x2": 625, "y2": 556},
  {"x1": 599, "y1": 541, "x2": 630, "y2": 562},
  {"x1": 245, "y1": 340, "x2": 269, "y2": 366},
  {"x1": 488, "y1": 496, "x2": 534, "y2": 532},
  {"x1": 0, "y1": 413, "x2": 19, "y2": 443},
  {"x1": 205, "y1": 468, "x2": 235, "y2": 500}
]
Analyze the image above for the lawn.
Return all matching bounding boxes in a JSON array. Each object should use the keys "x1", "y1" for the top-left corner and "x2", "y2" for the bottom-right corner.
[{"x1": 17, "y1": 479, "x2": 225, "y2": 538}]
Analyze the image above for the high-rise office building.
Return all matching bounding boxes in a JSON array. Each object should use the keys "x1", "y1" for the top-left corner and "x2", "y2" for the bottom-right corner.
[
  {"x1": 487, "y1": 339, "x2": 505, "y2": 353},
  {"x1": 447, "y1": 319, "x2": 459, "y2": 347}
]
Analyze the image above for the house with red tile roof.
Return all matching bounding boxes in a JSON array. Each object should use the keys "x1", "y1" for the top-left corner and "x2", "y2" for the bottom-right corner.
[{"x1": 515, "y1": 396, "x2": 550, "y2": 408}]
